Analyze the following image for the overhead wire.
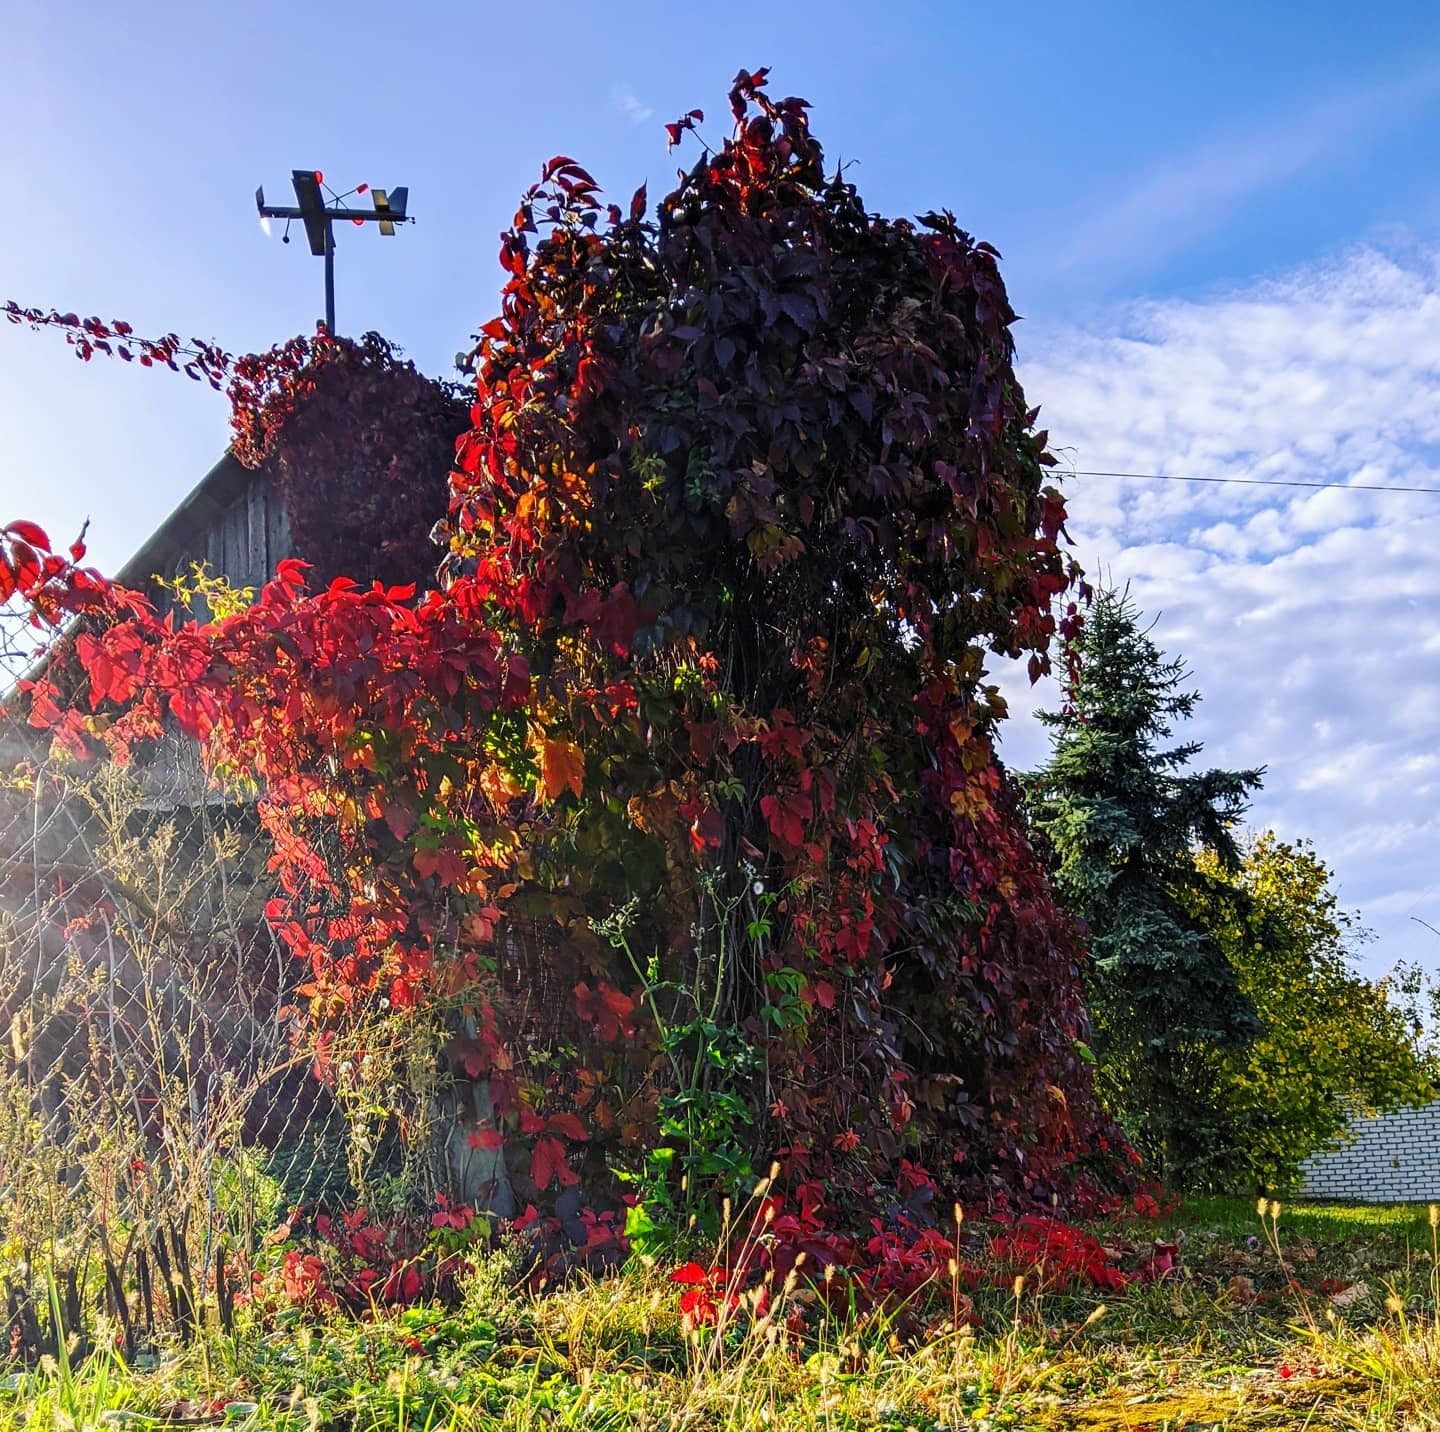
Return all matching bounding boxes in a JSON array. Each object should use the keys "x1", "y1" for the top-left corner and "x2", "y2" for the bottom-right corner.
[{"x1": 1058, "y1": 468, "x2": 1440, "y2": 496}]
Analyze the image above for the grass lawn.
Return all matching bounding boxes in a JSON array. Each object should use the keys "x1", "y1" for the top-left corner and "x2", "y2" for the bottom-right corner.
[{"x1": 5, "y1": 1196, "x2": 1440, "y2": 1431}]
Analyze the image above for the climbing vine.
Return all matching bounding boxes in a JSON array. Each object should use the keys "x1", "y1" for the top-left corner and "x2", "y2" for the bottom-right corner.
[{"x1": 9, "y1": 68, "x2": 1131, "y2": 1236}]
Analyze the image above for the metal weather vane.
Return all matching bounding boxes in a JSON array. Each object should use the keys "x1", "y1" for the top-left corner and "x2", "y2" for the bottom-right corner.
[{"x1": 256, "y1": 170, "x2": 411, "y2": 335}]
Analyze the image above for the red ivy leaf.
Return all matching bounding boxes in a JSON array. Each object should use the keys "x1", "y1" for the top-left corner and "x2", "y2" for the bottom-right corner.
[
  {"x1": 760, "y1": 790, "x2": 811, "y2": 847},
  {"x1": 382, "y1": 798, "x2": 418, "y2": 841},
  {"x1": 546, "y1": 1112, "x2": 589, "y2": 1142},
  {"x1": 530, "y1": 1136, "x2": 579, "y2": 1191},
  {"x1": 574, "y1": 980, "x2": 636, "y2": 1042},
  {"x1": 5, "y1": 521, "x2": 50, "y2": 549},
  {"x1": 690, "y1": 805, "x2": 725, "y2": 851},
  {"x1": 413, "y1": 842, "x2": 469, "y2": 887}
]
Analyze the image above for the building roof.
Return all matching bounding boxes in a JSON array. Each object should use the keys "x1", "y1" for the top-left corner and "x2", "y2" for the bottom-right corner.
[
  {"x1": 112, "y1": 450, "x2": 292, "y2": 614},
  {"x1": 113, "y1": 451, "x2": 255, "y2": 591}
]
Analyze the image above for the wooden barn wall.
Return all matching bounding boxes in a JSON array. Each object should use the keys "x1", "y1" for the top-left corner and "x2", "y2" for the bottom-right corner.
[{"x1": 148, "y1": 476, "x2": 292, "y2": 622}]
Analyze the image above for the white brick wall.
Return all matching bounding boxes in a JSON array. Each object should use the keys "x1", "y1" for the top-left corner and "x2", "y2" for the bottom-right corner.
[{"x1": 1300, "y1": 1103, "x2": 1440, "y2": 1202}]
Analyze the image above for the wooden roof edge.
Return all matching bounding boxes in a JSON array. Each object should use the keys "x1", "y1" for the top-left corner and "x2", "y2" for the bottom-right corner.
[
  {"x1": 1, "y1": 449, "x2": 256, "y2": 712},
  {"x1": 112, "y1": 449, "x2": 257, "y2": 590}
]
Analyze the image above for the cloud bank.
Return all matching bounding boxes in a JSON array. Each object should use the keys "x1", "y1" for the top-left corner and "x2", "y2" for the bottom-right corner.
[
  {"x1": 1052, "y1": 56, "x2": 1440, "y2": 284},
  {"x1": 1002, "y1": 246, "x2": 1440, "y2": 978}
]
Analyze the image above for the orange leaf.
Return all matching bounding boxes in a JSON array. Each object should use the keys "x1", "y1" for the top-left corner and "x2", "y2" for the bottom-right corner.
[{"x1": 538, "y1": 737, "x2": 585, "y2": 801}]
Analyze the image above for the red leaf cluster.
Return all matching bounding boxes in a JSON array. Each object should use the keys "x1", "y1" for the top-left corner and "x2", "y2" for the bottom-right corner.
[
  {"x1": 989, "y1": 1214, "x2": 1129, "y2": 1294},
  {"x1": 254, "y1": 1200, "x2": 488, "y2": 1316}
]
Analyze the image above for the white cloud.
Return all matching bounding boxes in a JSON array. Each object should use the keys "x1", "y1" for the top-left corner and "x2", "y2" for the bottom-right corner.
[
  {"x1": 611, "y1": 86, "x2": 653, "y2": 125},
  {"x1": 1000, "y1": 245, "x2": 1440, "y2": 979}
]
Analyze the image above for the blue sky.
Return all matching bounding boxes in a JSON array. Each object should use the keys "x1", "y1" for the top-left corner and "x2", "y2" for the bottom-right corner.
[{"x1": 5, "y1": 0, "x2": 1440, "y2": 977}]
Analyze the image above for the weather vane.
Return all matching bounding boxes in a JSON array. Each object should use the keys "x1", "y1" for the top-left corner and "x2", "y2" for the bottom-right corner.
[{"x1": 255, "y1": 170, "x2": 411, "y2": 335}]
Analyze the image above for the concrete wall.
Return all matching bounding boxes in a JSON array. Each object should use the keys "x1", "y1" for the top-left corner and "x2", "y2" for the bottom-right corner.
[{"x1": 1300, "y1": 1103, "x2": 1440, "y2": 1202}]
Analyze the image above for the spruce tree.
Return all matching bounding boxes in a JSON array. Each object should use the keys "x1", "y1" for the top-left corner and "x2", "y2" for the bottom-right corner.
[{"x1": 1025, "y1": 587, "x2": 1263, "y2": 1184}]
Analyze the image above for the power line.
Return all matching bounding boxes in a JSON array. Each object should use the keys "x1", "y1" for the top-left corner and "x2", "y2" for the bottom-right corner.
[{"x1": 1062, "y1": 468, "x2": 1440, "y2": 496}]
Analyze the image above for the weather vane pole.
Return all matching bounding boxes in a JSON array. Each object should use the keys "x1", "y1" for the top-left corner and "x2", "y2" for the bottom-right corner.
[{"x1": 256, "y1": 170, "x2": 411, "y2": 334}]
